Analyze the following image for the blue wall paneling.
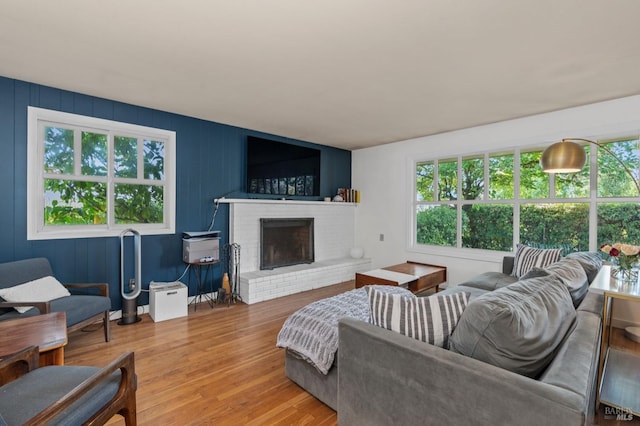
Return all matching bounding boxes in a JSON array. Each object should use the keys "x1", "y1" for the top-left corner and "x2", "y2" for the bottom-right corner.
[{"x1": 0, "y1": 76, "x2": 352, "y2": 310}]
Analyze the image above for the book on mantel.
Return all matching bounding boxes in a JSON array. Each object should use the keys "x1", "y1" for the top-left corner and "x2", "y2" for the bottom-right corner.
[{"x1": 337, "y1": 188, "x2": 360, "y2": 203}]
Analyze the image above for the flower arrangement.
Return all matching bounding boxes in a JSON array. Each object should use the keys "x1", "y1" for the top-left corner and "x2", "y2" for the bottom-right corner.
[{"x1": 600, "y1": 243, "x2": 640, "y2": 270}]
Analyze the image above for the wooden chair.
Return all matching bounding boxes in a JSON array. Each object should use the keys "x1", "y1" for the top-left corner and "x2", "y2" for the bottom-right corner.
[
  {"x1": 0, "y1": 346, "x2": 136, "y2": 425},
  {"x1": 0, "y1": 258, "x2": 111, "y2": 342}
]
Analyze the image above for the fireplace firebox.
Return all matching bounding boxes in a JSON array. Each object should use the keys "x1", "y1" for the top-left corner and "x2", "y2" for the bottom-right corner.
[{"x1": 260, "y1": 218, "x2": 314, "y2": 270}]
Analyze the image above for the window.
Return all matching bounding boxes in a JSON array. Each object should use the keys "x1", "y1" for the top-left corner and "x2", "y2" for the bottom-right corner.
[
  {"x1": 413, "y1": 137, "x2": 640, "y2": 254},
  {"x1": 27, "y1": 107, "x2": 176, "y2": 240}
]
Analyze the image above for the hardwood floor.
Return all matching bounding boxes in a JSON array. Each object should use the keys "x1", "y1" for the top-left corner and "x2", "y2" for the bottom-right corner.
[
  {"x1": 66, "y1": 281, "x2": 352, "y2": 425},
  {"x1": 65, "y1": 283, "x2": 640, "y2": 425}
]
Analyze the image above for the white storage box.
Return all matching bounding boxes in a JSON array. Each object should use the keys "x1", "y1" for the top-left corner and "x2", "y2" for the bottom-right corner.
[{"x1": 149, "y1": 281, "x2": 188, "y2": 322}]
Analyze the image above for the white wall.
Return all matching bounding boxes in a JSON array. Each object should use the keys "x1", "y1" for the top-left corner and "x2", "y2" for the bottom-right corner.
[{"x1": 352, "y1": 95, "x2": 640, "y2": 325}]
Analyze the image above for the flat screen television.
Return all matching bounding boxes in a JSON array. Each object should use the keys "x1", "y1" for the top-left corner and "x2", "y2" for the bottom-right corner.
[{"x1": 246, "y1": 136, "x2": 321, "y2": 197}]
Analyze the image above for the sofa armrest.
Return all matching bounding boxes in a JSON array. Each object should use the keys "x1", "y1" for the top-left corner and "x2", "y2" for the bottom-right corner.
[
  {"x1": 63, "y1": 283, "x2": 109, "y2": 298},
  {"x1": 338, "y1": 318, "x2": 587, "y2": 426},
  {"x1": 0, "y1": 301, "x2": 51, "y2": 314},
  {"x1": 0, "y1": 346, "x2": 39, "y2": 385}
]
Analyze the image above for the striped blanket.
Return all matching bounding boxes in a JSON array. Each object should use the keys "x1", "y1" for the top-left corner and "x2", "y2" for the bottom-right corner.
[{"x1": 276, "y1": 285, "x2": 413, "y2": 374}]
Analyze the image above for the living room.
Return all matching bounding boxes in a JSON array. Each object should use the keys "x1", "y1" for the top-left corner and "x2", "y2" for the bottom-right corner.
[{"x1": 2, "y1": 1, "x2": 640, "y2": 425}]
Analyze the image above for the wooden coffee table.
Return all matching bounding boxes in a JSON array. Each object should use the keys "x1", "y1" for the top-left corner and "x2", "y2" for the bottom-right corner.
[
  {"x1": 0, "y1": 312, "x2": 68, "y2": 366},
  {"x1": 355, "y1": 261, "x2": 447, "y2": 294}
]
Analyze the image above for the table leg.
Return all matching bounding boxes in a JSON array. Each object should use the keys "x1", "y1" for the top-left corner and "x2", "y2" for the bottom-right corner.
[
  {"x1": 189, "y1": 264, "x2": 215, "y2": 310},
  {"x1": 39, "y1": 347, "x2": 64, "y2": 366},
  {"x1": 597, "y1": 292, "x2": 612, "y2": 412}
]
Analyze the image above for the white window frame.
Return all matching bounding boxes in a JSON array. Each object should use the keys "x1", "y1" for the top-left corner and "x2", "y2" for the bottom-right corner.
[
  {"x1": 27, "y1": 107, "x2": 176, "y2": 240},
  {"x1": 409, "y1": 137, "x2": 640, "y2": 261}
]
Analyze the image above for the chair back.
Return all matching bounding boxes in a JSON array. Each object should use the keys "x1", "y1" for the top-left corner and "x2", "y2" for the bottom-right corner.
[{"x1": 0, "y1": 258, "x2": 53, "y2": 289}]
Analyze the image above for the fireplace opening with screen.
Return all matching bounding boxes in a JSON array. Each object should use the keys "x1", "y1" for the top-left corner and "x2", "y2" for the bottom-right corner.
[{"x1": 260, "y1": 218, "x2": 314, "y2": 270}]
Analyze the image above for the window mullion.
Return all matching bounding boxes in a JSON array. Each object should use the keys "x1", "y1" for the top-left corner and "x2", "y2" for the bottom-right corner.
[
  {"x1": 107, "y1": 132, "x2": 115, "y2": 227},
  {"x1": 457, "y1": 156, "x2": 462, "y2": 248},
  {"x1": 137, "y1": 137, "x2": 144, "y2": 180},
  {"x1": 513, "y1": 148, "x2": 521, "y2": 248},
  {"x1": 74, "y1": 128, "x2": 82, "y2": 176},
  {"x1": 589, "y1": 142, "x2": 598, "y2": 251}
]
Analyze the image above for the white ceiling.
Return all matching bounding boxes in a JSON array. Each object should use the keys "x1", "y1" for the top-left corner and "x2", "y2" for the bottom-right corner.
[{"x1": 2, "y1": 1, "x2": 640, "y2": 150}]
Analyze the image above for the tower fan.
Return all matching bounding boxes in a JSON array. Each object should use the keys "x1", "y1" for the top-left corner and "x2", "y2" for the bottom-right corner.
[{"x1": 119, "y1": 228, "x2": 142, "y2": 325}]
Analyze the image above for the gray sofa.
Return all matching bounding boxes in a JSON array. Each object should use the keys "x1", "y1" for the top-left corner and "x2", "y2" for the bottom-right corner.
[{"x1": 337, "y1": 253, "x2": 603, "y2": 425}]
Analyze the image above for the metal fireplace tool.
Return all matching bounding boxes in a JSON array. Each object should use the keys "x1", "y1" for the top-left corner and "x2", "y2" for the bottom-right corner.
[{"x1": 221, "y1": 243, "x2": 242, "y2": 305}]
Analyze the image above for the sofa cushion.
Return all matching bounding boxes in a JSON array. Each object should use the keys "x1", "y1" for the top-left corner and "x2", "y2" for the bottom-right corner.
[
  {"x1": 538, "y1": 311, "x2": 601, "y2": 398},
  {"x1": 521, "y1": 258, "x2": 589, "y2": 307},
  {"x1": 459, "y1": 271, "x2": 517, "y2": 291},
  {"x1": 367, "y1": 287, "x2": 470, "y2": 348},
  {"x1": 436, "y1": 284, "x2": 489, "y2": 301},
  {"x1": 449, "y1": 275, "x2": 576, "y2": 378},
  {"x1": 576, "y1": 291, "x2": 604, "y2": 315},
  {"x1": 511, "y1": 244, "x2": 563, "y2": 278},
  {"x1": 0, "y1": 276, "x2": 70, "y2": 313},
  {"x1": 565, "y1": 251, "x2": 603, "y2": 283}
]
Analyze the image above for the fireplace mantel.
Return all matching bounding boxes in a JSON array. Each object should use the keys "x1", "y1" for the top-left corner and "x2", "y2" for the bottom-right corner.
[{"x1": 217, "y1": 198, "x2": 357, "y2": 207}]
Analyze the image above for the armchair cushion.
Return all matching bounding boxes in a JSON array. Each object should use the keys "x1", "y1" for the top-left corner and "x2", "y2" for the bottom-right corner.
[
  {"x1": 0, "y1": 258, "x2": 112, "y2": 342},
  {"x1": 0, "y1": 296, "x2": 110, "y2": 327},
  {"x1": 0, "y1": 365, "x2": 119, "y2": 425},
  {"x1": 50, "y1": 295, "x2": 111, "y2": 327},
  {"x1": 0, "y1": 346, "x2": 136, "y2": 425},
  {"x1": 0, "y1": 276, "x2": 70, "y2": 314}
]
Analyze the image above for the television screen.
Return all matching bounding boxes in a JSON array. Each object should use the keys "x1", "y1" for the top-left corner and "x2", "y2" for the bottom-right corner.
[{"x1": 246, "y1": 136, "x2": 321, "y2": 197}]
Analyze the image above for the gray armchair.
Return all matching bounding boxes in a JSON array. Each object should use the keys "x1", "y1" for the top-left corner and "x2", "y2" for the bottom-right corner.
[
  {"x1": 0, "y1": 345, "x2": 136, "y2": 425},
  {"x1": 0, "y1": 258, "x2": 111, "y2": 342}
]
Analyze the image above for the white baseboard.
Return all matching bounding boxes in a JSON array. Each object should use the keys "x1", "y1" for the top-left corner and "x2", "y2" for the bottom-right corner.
[{"x1": 108, "y1": 291, "x2": 219, "y2": 321}]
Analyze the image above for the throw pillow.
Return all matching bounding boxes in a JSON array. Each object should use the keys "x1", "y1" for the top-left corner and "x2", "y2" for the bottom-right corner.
[
  {"x1": 449, "y1": 275, "x2": 576, "y2": 378},
  {"x1": 565, "y1": 251, "x2": 603, "y2": 283},
  {"x1": 0, "y1": 276, "x2": 70, "y2": 313},
  {"x1": 522, "y1": 258, "x2": 589, "y2": 307},
  {"x1": 366, "y1": 287, "x2": 470, "y2": 348},
  {"x1": 511, "y1": 244, "x2": 563, "y2": 278}
]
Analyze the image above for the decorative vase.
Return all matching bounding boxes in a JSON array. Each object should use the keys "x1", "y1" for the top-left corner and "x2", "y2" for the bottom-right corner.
[
  {"x1": 349, "y1": 247, "x2": 364, "y2": 259},
  {"x1": 221, "y1": 272, "x2": 231, "y2": 301},
  {"x1": 610, "y1": 257, "x2": 640, "y2": 283}
]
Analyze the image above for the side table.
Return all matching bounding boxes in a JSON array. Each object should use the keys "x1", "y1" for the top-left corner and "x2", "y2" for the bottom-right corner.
[
  {"x1": 589, "y1": 265, "x2": 640, "y2": 417},
  {"x1": 186, "y1": 260, "x2": 219, "y2": 310},
  {"x1": 0, "y1": 312, "x2": 68, "y2": 366}
]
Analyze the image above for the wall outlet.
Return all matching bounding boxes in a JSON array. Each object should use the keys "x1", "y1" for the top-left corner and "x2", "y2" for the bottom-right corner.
[{"x1": 129, "y1": 278, "x2": 136, "y2": 291}]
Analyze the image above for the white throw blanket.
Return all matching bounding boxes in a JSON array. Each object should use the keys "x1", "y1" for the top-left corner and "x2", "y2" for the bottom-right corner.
[{"x1": 276, "y1": 285, "x2": 413, "y2": 374}]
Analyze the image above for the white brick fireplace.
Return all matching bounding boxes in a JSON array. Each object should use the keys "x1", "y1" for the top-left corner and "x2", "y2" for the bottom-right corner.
[{"x1": 221, "y1": 199, "x2": 371, "y2": 304}]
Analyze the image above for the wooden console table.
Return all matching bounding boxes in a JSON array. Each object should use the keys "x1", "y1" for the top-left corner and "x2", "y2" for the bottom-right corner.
[
  {"x1": 0, "y1": 312, "x2": 68, "y2": 366},
  {"x1": 355, "y1": 261, "x2": 447, "y2": 294}
]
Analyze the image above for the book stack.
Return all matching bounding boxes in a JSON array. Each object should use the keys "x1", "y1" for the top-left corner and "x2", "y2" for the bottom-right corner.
[{"x1": 337, "y1": 188, "x2": 361, "y2": 203}]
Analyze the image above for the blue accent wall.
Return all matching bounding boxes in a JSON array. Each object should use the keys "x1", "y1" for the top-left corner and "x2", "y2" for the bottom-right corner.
[{"x1": 0, "y1": 76, "x2": 351, "y2": 309}]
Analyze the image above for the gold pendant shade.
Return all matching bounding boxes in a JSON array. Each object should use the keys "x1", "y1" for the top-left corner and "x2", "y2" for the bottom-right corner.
[{"x1": 540, "y1": 140, "x2": 587, "y2": 173}]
